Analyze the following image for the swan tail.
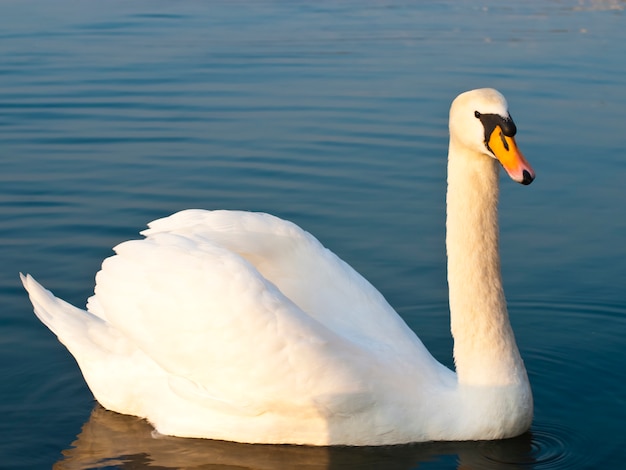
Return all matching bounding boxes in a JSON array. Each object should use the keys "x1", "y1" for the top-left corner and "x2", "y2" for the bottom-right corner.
[{"x1": 20, "y1": 273, "x2": 127, "y2": 360}]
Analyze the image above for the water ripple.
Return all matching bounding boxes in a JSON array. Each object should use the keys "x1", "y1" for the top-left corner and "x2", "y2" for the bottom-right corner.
[{"x1": 478, "y1": 423, "x2": 593, "y2": 469}]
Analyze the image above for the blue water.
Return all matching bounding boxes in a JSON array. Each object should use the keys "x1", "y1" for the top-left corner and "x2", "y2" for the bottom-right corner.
[{"x1": 1, "y1": 1, "x2": 625, "y2": 468}]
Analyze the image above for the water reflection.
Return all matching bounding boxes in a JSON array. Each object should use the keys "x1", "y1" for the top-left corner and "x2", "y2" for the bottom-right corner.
[{"x1": 56, "y1": 406, "x2": 548, "y2": 470}]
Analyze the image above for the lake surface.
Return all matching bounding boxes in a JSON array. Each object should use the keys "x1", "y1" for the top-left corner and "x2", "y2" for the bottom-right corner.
[{"x1": 1, "y1": 0, "x2": 625, "y2": 468}]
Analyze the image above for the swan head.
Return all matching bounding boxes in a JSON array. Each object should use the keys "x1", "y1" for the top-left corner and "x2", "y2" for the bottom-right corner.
[{"x1": 449, "y1": 88, "x2": 535, "y2": 185}]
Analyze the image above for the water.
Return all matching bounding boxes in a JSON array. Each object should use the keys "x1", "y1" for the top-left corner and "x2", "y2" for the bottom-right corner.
[{"x1": 1, "y1": 0, "x2": 625, "y2": 468}]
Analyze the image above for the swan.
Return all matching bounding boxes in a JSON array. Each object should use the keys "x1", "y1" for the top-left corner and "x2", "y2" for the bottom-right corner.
[{"x1": 22, "y1": 88, "x2": 535, "y2": 446}]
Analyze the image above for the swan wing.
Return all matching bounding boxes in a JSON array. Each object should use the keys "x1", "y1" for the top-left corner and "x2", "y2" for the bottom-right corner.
[
  {"x1": 87, "y1": 217, "x2": 381, "y2": 419},
  {"x1": 138, "y1": 209, "x2": 430, "y2": 357}
]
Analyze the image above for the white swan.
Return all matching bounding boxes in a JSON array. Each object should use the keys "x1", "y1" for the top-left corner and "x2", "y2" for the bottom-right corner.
[{"x1": 22, "y1": 88, "x2": 535, "y2": 446}]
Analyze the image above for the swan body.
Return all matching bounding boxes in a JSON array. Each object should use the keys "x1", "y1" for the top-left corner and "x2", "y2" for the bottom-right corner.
[{"x1": 22, "y1": 88, "x2": 535, "y2": 446}]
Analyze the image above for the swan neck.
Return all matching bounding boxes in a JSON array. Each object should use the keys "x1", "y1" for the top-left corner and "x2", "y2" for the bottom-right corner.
[{"x1": 446, "y1": 141, "x2": 526, "y2": 387}]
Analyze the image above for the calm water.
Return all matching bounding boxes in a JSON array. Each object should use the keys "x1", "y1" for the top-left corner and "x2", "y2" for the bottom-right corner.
[{"x1": 1, "y1": 1, "x2": 625, "y2": 468}]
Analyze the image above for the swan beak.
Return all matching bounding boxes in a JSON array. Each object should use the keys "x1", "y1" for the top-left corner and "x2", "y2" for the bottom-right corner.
[{"x1": 488, "y1": 127, "x2": 535, "y2": 185}]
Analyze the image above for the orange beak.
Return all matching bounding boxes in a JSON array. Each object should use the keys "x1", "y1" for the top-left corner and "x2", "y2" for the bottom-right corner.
[{"x1": 487, "y1": 126, "x2": 535, "y2": 185}]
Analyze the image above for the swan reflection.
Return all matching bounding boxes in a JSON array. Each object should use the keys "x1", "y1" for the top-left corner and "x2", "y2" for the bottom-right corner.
[{"x1": 55, "y1": 406, "x2": 537, "y2": 469}]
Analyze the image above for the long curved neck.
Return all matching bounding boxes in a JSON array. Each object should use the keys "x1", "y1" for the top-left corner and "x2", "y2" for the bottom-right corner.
[{"x1": 446, "y1": 140, "x2": 527, "y2": 387}]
